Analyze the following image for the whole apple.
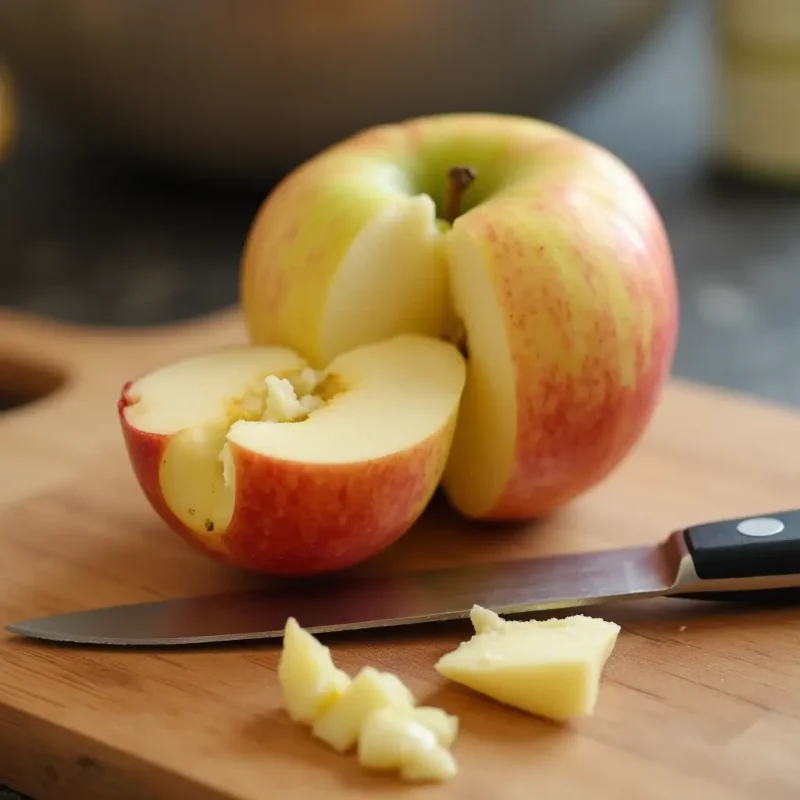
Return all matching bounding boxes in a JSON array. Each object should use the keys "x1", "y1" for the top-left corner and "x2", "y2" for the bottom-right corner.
[{"x1": 241, "y1": 113, "x2": 678, "y2": 520}]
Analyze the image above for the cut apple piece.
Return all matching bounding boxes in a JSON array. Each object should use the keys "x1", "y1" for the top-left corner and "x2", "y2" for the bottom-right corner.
[
  {"x1": 354, "y1": 705, "x2": 459, "y2": 767},
  {"x1": 311, "y1": 666, "x2": 416, "y2": 753},
  {"x1": 409, "y1": 706, "x2": 459, "y2": 748},
  {"x1": 400, "y1": 745, "x2": 459, "y2": 783},
  {"x1": 435, "y1": 608, "x2": 621, "y2": 721},
  {"x1": 277, "y1": 617, "x2": 351, "y2": 724},
  {"x1": 277, "y1": 619, "x2": 459, "y2": 782},
  {"x1": 242, "y1": 161, "x2": 452, "y2": 368},
  {"x1": 119, "y1": 334, "x2": 466, "y2": 575},
  {"x1": 358, "y1": 707, "x2": 436, "y2": 771},
  {"x1": 358, "y1": 706, "x2": 458, "y2": 782}
]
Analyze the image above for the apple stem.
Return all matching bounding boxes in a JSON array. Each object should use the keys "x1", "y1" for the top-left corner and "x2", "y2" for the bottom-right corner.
[{"x1": 444, "y1": 166, "x2": 477, "y2": 224}]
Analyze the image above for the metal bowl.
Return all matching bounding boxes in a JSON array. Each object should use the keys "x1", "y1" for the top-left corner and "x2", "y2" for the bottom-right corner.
[{"x1": 0, "y1": 0, "x2": 670, "y2": 181}]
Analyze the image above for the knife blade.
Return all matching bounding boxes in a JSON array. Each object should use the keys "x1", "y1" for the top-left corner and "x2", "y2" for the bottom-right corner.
[{"x1": 7, "y1": 509, "x2": 800, "y2": 646}]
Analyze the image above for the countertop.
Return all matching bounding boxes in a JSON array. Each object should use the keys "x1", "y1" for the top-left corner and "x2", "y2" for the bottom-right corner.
[{"x1": 2, "y1": 1, "x2": 800, "y2": 797}]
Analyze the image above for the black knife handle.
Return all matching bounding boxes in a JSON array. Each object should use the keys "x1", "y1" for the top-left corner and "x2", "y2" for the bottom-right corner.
[{"x1": 684, "y1": 509, "x2": 800, "y2": 579}]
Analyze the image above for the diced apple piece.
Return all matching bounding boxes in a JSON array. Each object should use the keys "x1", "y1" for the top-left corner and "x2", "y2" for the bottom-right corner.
[
  {"x1": 411, "y1": 706, "x2": 459, "y2": 748},
  {"x1": 358, "y1": 707, "x2": 435, "y2": 770},
  {"x1": 400, "y1": 746, "x2": 459, "y2": 783},
  {"x1": 311, "y1": 666, "x2": 415, "y2": 753},
  {"x1": 277, "y1": 617, "x2": 351, "y2": 724},
  {"x1": 354, "y1": 704, "x2": 459, "y2": 765},
  {"x1": 435, "y1": 610, "x2": 621, "y2": 721},
  {"x1": 358, "y1": 706, "x2": 458, "y2": 782}
]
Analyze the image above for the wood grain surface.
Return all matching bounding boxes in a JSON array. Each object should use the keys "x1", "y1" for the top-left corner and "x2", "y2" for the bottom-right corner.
[{"x1": 1, "y1": 308, "x2": 799, "y2": 800}]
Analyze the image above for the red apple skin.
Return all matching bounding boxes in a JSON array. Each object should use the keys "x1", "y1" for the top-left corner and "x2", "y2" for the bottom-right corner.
[
  {"x1": 118, "y1": 383, "x2": 224, "y2": 562},
  {"x1": 456, "y1": 141, "x2": 678, "y2": 519},
  {"x1": 219, "y1": 436, "x2": 449, "y2": 575},
  {"x1": 118, "y1": 383, "x2": 456, "y2": 576}
]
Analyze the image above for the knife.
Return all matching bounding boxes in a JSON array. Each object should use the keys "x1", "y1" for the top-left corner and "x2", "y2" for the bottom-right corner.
[{"x1": 7, "y1": 509, "x2": 800, "y2": 647}]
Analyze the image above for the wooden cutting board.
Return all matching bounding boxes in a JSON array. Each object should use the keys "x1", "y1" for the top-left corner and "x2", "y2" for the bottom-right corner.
[{"x1": 2, "y1": 306, "x2": 800, "y2": 800}]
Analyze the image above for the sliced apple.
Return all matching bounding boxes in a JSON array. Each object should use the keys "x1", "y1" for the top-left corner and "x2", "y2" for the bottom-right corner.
[
  {"x1": 119, "y1": 334, "x2": 466, "y2": 575},
  {"x1": 241, "y1": 153, "x2": 452, "y2": 368},
  {"x1": 435, "y1": 607, "x2": 621, "y2": 721},
  {"x1": 241, "y1": 113, "x2": 678, "y2": 520}
]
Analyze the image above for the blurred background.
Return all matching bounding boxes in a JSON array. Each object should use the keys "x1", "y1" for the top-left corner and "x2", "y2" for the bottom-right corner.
[
  {"x1": 0, "y1": 2, "x2": 799, "y2": 796},
  {"x1": 1, "y1": 0, "x2": 800, "y2": 409}
]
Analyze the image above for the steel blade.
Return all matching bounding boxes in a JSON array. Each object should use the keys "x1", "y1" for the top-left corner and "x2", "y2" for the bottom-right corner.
[{"x1": 6, "y1": 540, "x2": 682, "y2": 646}]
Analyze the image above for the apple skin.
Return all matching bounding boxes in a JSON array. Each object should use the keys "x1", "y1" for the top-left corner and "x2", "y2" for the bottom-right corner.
[
  {"x1": 443, "y1": 138, "x2": 678, "y2": 518},
  {"x1": 240, "y1": 113, "x2": 678, "y2": 520},
  {"x1": 118, "y1": 382, "x2": 225, "y2": 564},
  {"x1": 118, "y1": 382, "x2": 457, "y2": 576}
]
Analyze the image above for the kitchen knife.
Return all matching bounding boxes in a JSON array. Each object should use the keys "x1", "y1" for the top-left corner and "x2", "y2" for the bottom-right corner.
[{"x1": 7, "y1": 509, "x2": 800, "y2": 646}]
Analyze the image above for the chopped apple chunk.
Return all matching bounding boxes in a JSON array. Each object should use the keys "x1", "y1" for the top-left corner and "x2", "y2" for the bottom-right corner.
[
  {"x1": 277, "y1": 617, "x2": 351, "y2": 724},
  {"x1": 410, "y1": 706, "x2": 459, "y2": 748},
  {"x1": 400, "y1": 745, "x2": 459, "y2": 783},
  {"x1": 435, "y1": 606, "x2": 620, "y2": 721},
  {"x1": 278, "y1": 619, "x2": 459, "y2": 783},
  {"x1": 358, "y1": 706, "x2": 458, "y2": 782},
  {"x1": 311, "y1": 666, "x2": 415, "y2": 753}
]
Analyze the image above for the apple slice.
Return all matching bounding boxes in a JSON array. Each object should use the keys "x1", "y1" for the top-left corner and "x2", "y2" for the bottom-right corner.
[{"x1": 119, "y1": 334, "x2": 465, "y2": 575}]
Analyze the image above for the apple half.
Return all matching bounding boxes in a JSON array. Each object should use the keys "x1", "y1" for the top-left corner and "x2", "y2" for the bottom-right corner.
[
  {"x1": 119, "y1": 335, "x2": 466, "y2": 575},
  {"x1": 241, "y1": 113, "x2": 678, "y2": 519}
]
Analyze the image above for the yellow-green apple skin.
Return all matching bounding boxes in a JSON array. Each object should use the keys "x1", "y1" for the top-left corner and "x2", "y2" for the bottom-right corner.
[{"x1": 241, "y1": 113, "x2": 678, "y2": 520}]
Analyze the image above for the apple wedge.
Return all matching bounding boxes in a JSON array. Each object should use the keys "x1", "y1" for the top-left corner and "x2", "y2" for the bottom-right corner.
[
  {"x1": 119, "y1": 335, "x2": 465, "y2": 575},
  {"x1": 435, "y1": 608, "x2": 621, "y2": 721},
  {"x1": 241, "y1": 113, "x2": 678, "y2": 520}
]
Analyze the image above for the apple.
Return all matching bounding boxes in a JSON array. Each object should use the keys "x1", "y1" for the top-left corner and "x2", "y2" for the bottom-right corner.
[
  {"x1": 118, "y1": 334, "x2": 466, "y2": 575},
  {"x1": 276, "y1": 619, "x2": 460, "y2": 781},
  {"x1": 241, "y1": 113, "x2": 678, "y2": 519},
  {"x1": 278, "y1": 617, "x2": 351, "y2": 724},
  {"x1": 311, "y1": 666, "x2": 415, "y2": 753},
  {"x1": 435, "y1": 606, "x2": 621, "y2": 721},
  {"x1": 358, "y1": 706, "x2": 459, "y2": 782}
]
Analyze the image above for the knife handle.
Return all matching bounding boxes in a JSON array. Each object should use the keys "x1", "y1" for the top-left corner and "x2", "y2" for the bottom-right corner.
[{"x1": 684, "y1": 509, "x2": 800, "y2": 579}]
